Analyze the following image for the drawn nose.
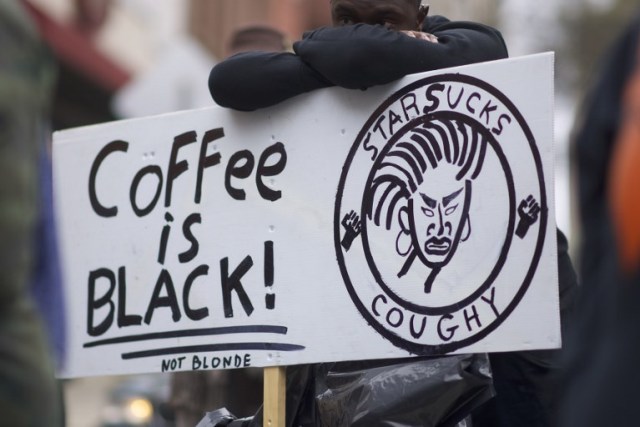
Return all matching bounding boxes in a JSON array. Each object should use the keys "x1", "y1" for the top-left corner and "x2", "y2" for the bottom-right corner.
[{"x1": 437, "y1": 206, "x2": 445, "y2": 236}]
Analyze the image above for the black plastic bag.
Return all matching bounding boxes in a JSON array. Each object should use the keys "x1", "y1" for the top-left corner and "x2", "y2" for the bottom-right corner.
[{"x1": 199, "y1": 353, "x2": 493, "y2": 427}]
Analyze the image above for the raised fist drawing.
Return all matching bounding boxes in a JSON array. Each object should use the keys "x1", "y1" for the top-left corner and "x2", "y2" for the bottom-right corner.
[
  {"x1": 341, "y1": 210, "x2": 362, "y2": 251},
  {"x1": 516, "y1": 195, "x2": 541, "y2": 238}
]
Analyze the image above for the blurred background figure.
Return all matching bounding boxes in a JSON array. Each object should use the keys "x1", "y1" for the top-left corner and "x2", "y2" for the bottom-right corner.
[
  {"x1": 226, "y1": 25, "x2": 289, "y2": 56},
  {"x1": 561, "y1": 10, "x2": 640, "y2": 427},
  {"x1": 0, "y1": 1, "x2": 63, "y2": 426}
]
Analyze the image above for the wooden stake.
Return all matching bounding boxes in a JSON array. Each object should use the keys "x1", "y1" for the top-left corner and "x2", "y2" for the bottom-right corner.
[{"x1": 263, "y1": 366, "x2": 286, "y2": 427}]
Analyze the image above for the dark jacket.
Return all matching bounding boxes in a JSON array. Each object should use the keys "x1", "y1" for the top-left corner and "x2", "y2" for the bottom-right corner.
[
  {"x1": 209, "y1": 16, "x2": 508, "y2": 111},
  {"x1": 560, "y1": 12, "x2": 640, "y2": 427}
]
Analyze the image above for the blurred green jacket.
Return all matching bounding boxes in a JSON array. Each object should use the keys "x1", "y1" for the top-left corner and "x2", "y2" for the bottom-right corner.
[{"x1": 0, "y1": 1, "x2": 61, "y2": 426}]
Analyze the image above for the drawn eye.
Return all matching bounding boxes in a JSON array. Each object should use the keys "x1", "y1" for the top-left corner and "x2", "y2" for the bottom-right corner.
[
  {"x1": 421, "y1": 207, "x2": 434, "y2": 217},
  {"x1": 445, "y1": 205, "x2": 458, "y2": 215}
]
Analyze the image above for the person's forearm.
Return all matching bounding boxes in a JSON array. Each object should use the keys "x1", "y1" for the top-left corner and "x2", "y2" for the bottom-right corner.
[
  {"x1": 293, "y1": 22, "x2": 508, "y2": 90},
  {"x1": 208, "y1": 51, "x2": 332, "y2": 111}
]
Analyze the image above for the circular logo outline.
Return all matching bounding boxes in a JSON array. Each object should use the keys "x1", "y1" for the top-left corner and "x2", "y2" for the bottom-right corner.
[
  {"x1": 334, "y1": 73, "x2": 548, "y2": 355},
  {"x1": 361, "y1": 110, "x2": 516, "y2": 315}
]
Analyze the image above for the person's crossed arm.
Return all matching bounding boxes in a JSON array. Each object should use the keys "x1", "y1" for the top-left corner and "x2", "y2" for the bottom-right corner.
[{"x1": 209, "y1": 15, "x2": 508, "y2": 111}]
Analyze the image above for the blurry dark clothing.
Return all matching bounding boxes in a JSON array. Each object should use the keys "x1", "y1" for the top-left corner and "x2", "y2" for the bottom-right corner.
[
  {"x1": 560, "y1": 12, "x2": 640, "y2": 427},
  {"x1": 473, "y1": 232, "x2": 577, "y2": 427},
  {"x1": 574, "y1": 14, "x2": 640, "y2": 290},
  {"x1": 209, "y1": 16, "x2": 508, "y2": 111},
  {"x1": 0, "y1": 2, "x2": 61, "y2": 426}
]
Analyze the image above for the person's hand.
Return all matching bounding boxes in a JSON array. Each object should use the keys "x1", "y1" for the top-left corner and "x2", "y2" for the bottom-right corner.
[{"x1": 400, "y1": 31, "x2": 438, "y2": 43}]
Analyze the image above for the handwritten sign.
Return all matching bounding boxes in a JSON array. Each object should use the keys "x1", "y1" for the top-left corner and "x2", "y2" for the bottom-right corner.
[{"x1": 53, "y1": 53, "x2": 560, "y2": 378}]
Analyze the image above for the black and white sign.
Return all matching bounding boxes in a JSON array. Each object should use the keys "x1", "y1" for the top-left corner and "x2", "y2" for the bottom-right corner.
[{"x1": 53, "y1": 54, "x2": 560, "y2": 378}]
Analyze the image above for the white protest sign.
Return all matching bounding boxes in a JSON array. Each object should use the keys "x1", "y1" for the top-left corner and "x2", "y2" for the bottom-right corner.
[{"x1": 53, "y1": 53, "x2": 560, "y2": 378}]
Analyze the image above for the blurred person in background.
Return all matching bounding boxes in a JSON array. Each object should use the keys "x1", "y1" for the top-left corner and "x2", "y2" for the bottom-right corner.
[
  {"x1": 561, "y1": 11, "x2": 640, "y2": 427},
  {"x1": 169, "y1": 24, "x2": 289, "y2": 427},
  {"x1": 226, "y1": 25, "x2": 289, "y2": 57},
  {"x1": 0, "y1": 1, "x2": 63, "y2": 426},
  {"x1": 209, "y1": 1, "x2": 577, "y2": 426}
]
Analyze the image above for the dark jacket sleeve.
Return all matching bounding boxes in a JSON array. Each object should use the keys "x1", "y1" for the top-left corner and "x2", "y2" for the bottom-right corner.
[
  {"x1": 208, "y1": 51, "x2": 331, "y2": 111},
  {"x1": 209, "y1": 16, "x2": 508, "y2": 110},
  {"x1": 293, "y1": 16, "x2": 508, "y2": 90}
]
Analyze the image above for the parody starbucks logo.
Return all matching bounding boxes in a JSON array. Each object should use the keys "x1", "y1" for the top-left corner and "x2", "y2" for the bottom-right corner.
[{"x1": 335, "y1": 74, "x2": 547, "y2": 354}]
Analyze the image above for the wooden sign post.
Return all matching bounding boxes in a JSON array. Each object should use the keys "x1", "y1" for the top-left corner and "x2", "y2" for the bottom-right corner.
[
  {"x1": 53, "y1": 55, "x2": 561, "y2": 423},
  {"x1": 264, "y1": 367, "x2": 286, "y2": 427}
]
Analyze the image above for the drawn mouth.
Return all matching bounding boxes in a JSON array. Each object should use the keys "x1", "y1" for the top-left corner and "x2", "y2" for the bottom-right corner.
[{"x1": 425, "y1": 237, "x2": 451, "y2": 255}]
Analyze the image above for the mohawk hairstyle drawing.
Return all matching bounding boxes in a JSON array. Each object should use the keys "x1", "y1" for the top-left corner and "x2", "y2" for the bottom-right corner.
[{"x1": 368, "y1": 115, "x2": 488, "y2": 230}]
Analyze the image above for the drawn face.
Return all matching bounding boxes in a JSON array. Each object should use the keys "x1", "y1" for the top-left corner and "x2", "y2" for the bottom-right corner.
[
  {"x1": 330, "y1": 0, "x2": 424, "y2": 31},
  {"x1": 407, "y1": 163, "x2": 471, "y2": 267}
]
